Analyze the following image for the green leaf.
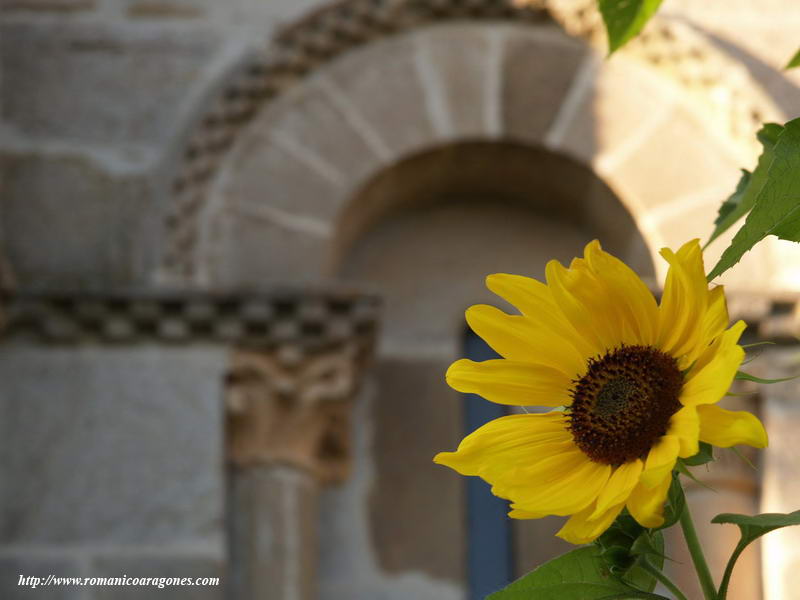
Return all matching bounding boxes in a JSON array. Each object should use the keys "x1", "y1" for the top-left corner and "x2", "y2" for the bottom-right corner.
[
  {"x1": 734, "y1": 370, "x2": 798, "y2": 384},
  {"x1": 706, "y1": 123, "x2": 783, "y2": 247},
  {"x1": 682, "y1": 442, "x2": 714, "y2": 467},
  {"x1": 599, "y1": 0, "x2": 664, "y2": 54},
  {"x1": 707, "y1": 118, "x2": 800, "y2": 280},
  {"x1": 712, "y1": 510, "x2": 800, "y2": 543},
  {"x1": 713, "y1": 510, "x2": 800, "y2": 598},
  {"x1": 786, "y1": 48, "x2": 800, "y2": 69},
  {"x1": 488, "y1": 546, "x2": 662, "y2": 600}
]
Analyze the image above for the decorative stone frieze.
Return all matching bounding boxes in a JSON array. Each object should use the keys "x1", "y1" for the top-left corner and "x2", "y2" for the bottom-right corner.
[{"x1": 0, "y1": 289, "x2": 379, "y2": 349}]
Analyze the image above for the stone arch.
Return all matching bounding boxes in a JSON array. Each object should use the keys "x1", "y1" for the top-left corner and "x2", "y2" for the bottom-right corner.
[{"x1": 156, "y1": 0, "x2": 787, "y2": 289}]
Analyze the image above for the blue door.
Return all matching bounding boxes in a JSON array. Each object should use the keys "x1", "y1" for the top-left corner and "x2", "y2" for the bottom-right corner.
[{"x1": 463, "y1": 331, "x2": 514, "y2": 599}]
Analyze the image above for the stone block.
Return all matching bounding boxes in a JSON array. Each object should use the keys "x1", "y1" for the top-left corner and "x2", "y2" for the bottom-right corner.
[
  {"x1": 0, "y1": 344, "x2": 227, "y2": 547},
  {"x1": 368, "y1": 358, "x2": 464, "y2": 583},
  {"x1": 89, "y1": 555, "x2": 224, "y2": 600},
  {"x1": 219, "y1": 128, "x2": 346, "y2": 223},
  {"x1": 0, "y1": 21, "x2": 220, "y2": 146},
  {"x1": 257, "y1": 79, "x2": 384, "y2": 190},
  {"x1": 605, "y1": 107, "x2": 740, "y2": 215},
  {"x1": 0, "y1": 555, "x2": 88, "y2": 600},
  {"x1": 416, "y1": 24, "x2": 494, "y2": 138},
  {"x1": 207, "y1": 209, "x2": 329, "y2": 286},
  {"x1": 1, "y1": 154, "x2": 158, "y2": 288},
  {"x1": 502, "y1": 25, "x2": 587, "y2": 144},
  {"x1": 325, "y1": 34, "x2": 436, "y2": 158},
  {"x1": 553, "y1": 55, "x2": 676, "y2": 165}
]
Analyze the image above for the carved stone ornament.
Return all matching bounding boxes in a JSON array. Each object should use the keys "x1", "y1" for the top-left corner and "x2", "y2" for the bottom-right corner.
[{"x1": 225, "y1": 345, "x2": 359, "y2": 483}]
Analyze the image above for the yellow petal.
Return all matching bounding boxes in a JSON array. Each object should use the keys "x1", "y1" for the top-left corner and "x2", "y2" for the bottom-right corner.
[
  {"x1": 557, "y1": 501, "x2": 626, "y2": 545},
  {"x1": 445, "y1": 358, "x2": 573, "y2": 407},
  {"x1": 641, "y1": 435, "x2": 680, "y2": 488},
  {"x1": 697, "y1": 404, "x2": 768, "y2": 448},
  {"x1": 668, "y1": 405, "x2": 700, "y2": 458},
  {"x1": 433, "y1": 412, "x2": 572, "y2": 480},
  {"x1": 545, "y1": 257, "x2": 629, "y2": 354},
  {"x1": 465, "y1": 304, "x2": 585, "y2": 377},
  {"x1": 681, "y1": 321, "x2": 746, "y2": 406},
  {"x1": 702, "y1": 285, "x2": 729, "y2": 345},
  {"x1": 657, "y1": 239, "x2": 708, "y2": 361},
  {"x1": 486, "y1": 273, "x2": 596, "y2": 360},
  {"x1": 627, "y1": 471, "x2": 672, "y2": 528},
  {"x1": 507, "y1": 458, "x2": 611, "y2": 517},
  {"x1": 583, "y1": 240, "x2": 659, "y2": 346},
  {"x1": 591, "y1": 459, "x2": 643, "y2": 519}
]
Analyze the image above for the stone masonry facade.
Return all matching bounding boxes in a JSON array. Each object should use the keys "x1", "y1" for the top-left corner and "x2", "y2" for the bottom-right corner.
[{"x1": 2, "y1": 1, "x2": 800, "y2": 599}]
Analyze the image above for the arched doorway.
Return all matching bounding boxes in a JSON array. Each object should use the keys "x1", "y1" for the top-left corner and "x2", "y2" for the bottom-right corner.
[{"x1": 321, "y1": 141, "x2": 653, "y2": 598}]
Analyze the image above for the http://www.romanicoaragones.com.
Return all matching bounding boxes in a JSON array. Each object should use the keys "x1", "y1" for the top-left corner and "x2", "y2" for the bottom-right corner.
[{"x1": 18, "y1": 574, "x2": 220, "y2": 590}]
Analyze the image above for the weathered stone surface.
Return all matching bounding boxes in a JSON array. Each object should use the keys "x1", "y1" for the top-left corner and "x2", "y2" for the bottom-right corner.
[
  {"x1": 368, "y1": 358, "x2": 464, "y2": 583},
  {"x1": 1, "y1": 154, "x2": 157, "y2": 288},
  {"x1": 0, "y1": 556, "x2": 88, "y2": 600},
  {"x1": 228, "y1": 466, "x2": 317, "y2": 600},
  {"x1": 0, "y1": 0, "x2": 93, "y2": 10},
  {"x1": 0, "y1": 21, "x2": 220, "y2": 146},
  {"x1": 325, "y1": 34, "x2": 436, "y2": 158},
  {"x1": 218, "y1": 129, "x2": 345, "y2": 223},
  {"x1": 257, "y1": 78, "x2": 384, "y2": 191},
  {"x1": 89, "y1": 555, "x2": 224, "y2": 600},
  {"x1": 416, "y1": 25, "x2": 494, "y2": 138},
  {"x1": 317, "y1": 384, "x2": 462, "y2": 600},
  {"x1": 0, "y1": 344, "x2": 226, "y2": 546},
  {"x1": 553, "y1": 54, "x2": 675, "y2": 165},
  {"x1": 126, "y1": 0, "x2": 204, "y2": 18},
  {"x1": 502, "y1": 25, "x2": 587, "y2": 144},
  {"x1": 605, "y1": 107, "x2": 740, "y2": 214},
  {"x1": 207, "y1": 210, "x2": 329, "y2": 286}
]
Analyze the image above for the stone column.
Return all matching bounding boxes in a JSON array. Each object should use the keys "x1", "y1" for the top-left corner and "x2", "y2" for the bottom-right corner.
[{"x1": 225, "y1": 346, "x2": 358, "y2": 600}]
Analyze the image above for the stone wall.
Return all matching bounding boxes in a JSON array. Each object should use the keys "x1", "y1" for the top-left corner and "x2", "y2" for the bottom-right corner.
[{"x1": 0, "y1": 343, "x2": 228, "y2": 600}]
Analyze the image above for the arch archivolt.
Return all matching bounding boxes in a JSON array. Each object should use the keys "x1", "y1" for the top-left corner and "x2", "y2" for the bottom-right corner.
[{"x1": 158, "y1": 0, "x2": 787, "y2": 291}]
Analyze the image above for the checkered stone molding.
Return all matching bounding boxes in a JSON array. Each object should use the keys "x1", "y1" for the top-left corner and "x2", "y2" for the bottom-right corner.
[
  {"x1": 159, "y1": 0, "x2": 780, "y2": 282},
  {"x1": 0, "y1": 289, "x2": 380, "y2": 355}
]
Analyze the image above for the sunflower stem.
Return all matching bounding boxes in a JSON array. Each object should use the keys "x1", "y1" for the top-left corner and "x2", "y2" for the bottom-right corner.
[
  {"x1": 638, "y1": 559, "x2": 690, "y2": 600},
  {"x1": 677, "y1": 483, "x2": 718, "y2": 600}
]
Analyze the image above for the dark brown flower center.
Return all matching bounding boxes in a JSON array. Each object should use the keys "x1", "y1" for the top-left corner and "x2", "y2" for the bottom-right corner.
[{"x1": 567, "y1": 345, "x2": 683, "y2": 466}]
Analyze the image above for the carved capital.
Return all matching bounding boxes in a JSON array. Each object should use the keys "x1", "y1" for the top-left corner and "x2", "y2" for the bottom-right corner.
[{"x1": 225, "y1": 345, "x2": 359, "y2": 483}]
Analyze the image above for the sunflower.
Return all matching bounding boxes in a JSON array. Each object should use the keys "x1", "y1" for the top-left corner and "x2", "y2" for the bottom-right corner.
[{"x1": 434, "y1": 239, "x2": 768, "y2": 544}]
